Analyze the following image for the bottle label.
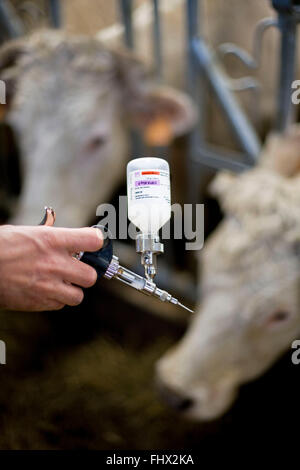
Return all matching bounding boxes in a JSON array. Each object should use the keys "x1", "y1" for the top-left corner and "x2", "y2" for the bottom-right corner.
[{"x1": 128, "y1": 169, "x2": 171, "y2": 204}]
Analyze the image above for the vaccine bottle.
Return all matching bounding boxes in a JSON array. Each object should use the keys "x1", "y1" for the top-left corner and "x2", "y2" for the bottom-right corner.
[{"x1": 127, "y1": 157, "x2": 171, "y2": 280}]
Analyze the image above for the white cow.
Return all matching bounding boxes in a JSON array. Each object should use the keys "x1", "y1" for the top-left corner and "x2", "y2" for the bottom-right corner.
[
  {"x1": 156, "y1": 125, "x2": 300, "y2": 420},
  {"x1": 0, "y1": 30, "x2": 195, "y2": 226}
]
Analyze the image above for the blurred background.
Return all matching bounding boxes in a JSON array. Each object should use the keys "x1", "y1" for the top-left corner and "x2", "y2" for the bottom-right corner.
[{"x1": 0, "y1": 0, "x2": 299, "y2": 450}]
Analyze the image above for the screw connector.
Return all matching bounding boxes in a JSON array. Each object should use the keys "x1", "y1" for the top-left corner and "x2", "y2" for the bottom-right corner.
[{"x1": 135, "y1": 233, "x2": 164, "y2": 280}]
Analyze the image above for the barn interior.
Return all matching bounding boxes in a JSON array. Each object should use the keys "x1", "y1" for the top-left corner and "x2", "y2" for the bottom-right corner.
[{"x1": 0, "y1": 0, "x2": 299, "y2": 452}]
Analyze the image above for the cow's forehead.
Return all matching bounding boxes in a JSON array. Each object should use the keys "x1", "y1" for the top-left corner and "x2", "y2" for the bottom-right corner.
[
  {"x1": 202, "y1": 217, "x2": 300, "y2": 296},
  {"x1": 205, "y1": 213, "x2": 298, "y2": 264},
  {"x1": 21, "y1": 32, "x2": 116, "y2": 69},
  {"x1": 200, "y1": 258, "x2": 300, "y2": 326},
  {"x1": 8, "y1": 63, "x2": 117, "y2": 136}
]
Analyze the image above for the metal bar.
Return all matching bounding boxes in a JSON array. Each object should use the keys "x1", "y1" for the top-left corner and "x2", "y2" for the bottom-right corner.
[
  {"x1": 48, "y1": 0, "x2": 61, "y2": 28},
  {"x1": 153, "y1": 0, "x2": 163, "y2": 79},
  {"x1": 119, "y1": 0, "x2": 145, "y2": 157},
  {"x1": 187, "y1": 0, "x2": 199, "y2": 41},
  {"x1": 186, "y1": 0, "x2": 205, "y2": 205},
  {"x1": 186, "y1": 0, "x2": 203, "y2": 140},
  {"x1": 194, "y1": 144, "x2": 254, "y2": 173},
  {"x1": 0, "y1": 0, "x2": 24, "y2": 38},
  {"x1": 276, "y1": 12, "x2": 298, "y2": 131},
  {"x1": 119, "y1": 0, "x2": 134, "y2": 48},
  {"x1": 217, "y1": 18, "x2": 278, "y2": 70},
  {"x1": 192, "y1": 37, "x2": 261, "y2": 162}
]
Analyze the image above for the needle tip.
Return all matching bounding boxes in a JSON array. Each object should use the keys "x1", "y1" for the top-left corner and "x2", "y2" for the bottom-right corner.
[{"x1": 178, "y1": 302, "x2": 194, "y2": 313}]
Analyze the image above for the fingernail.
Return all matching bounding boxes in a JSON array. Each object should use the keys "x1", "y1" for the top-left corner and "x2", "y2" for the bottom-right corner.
[{"x1": 93, "y1": 227, "x2": 103, "y2": 241}]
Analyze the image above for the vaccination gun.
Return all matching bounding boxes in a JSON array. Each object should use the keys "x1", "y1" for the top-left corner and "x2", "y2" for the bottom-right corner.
[
  {"x1": 40, "y1": 157, "x2": 193, "y2": 313},
  {"x1": 40, "y1": 206, "x2": 193, "y2": 313}
]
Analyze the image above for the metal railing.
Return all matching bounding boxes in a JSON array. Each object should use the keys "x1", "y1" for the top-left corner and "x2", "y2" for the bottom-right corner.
[{"x1": 118, "y1": 0, "x2": 300, "y2": 179}]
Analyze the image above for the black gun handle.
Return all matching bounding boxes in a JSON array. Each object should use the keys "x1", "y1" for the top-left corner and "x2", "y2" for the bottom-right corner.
[{"x1": 80, "y1": 226, "x2": 113, "y2": 280}]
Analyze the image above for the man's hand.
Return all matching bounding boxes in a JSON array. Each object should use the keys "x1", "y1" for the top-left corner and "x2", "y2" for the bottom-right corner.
[{"x1": 0, "y1": 225, "x2": 103, "y2": 311}]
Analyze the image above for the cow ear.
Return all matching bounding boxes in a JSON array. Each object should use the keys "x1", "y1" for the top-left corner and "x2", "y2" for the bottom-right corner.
[
  {"x1": 128, "y1": 86, "x2": 197, "y2": 146},
  {"x1": 111, "y1": 47, "x2": 197, "y2": 145},
  {"x1": 0, "y1": 39, "x2": 25, "y2": 71},
  {"x1": 0, "y1": 40, "x2": 25, "y2": 120}
]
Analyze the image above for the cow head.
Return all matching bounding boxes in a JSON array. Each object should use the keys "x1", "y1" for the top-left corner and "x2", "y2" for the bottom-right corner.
[
  {"x1": 0, "y1": 30, "x2": 196, "y2": 226},
  {"x1": 156, "y1": 125, "x2": 300, "y2": 420}
]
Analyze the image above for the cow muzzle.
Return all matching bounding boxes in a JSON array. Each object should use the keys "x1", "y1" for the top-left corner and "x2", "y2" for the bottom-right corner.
[
  {"x1": 155, "y1": 375, "x2": 194, "y2": 412},
  {"x1": 155, "y1": 364, "x2": 239, "y2": 421}
]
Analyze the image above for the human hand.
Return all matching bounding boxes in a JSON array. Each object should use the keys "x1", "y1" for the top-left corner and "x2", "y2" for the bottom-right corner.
[{"x1": 0, "y1": 225, "x2": 102, "y2": 311}]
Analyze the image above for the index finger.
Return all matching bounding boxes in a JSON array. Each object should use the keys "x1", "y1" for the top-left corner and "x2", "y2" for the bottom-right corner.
[{"x1": 54, "y1": 227, "x2": 103, "y2": 253}]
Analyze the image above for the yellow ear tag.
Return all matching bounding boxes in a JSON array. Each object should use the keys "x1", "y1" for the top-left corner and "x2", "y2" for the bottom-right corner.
[{"x1": 143, "y1": 116, "x2": 173, "y2": 147}]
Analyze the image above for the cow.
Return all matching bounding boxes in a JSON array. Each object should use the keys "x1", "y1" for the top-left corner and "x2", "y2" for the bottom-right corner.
[
  {"x1": 156, "y1": 124, "x2": 300, "y2": 420},
  {"x1": 0, "y1": 29, "x2": 196, "y2": 227}
]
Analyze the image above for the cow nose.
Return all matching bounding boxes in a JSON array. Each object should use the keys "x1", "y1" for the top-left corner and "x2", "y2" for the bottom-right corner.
[{"x1": 155, "y1": 377, "x2": 194, "y2": 412}]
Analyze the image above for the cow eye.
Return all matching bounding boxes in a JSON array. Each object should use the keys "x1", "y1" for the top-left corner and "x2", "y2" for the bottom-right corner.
[
  {"x1": 267, "y1": 310, "x2": 290, "y2": 325},
  {"x1": 86, "y1": 135, "x2": 108, "y2": 153}
]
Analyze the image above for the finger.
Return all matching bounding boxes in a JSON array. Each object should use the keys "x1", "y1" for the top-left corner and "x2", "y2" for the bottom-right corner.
[
  {"x1": 54, "y1": 283, "x2": 84, "y2": 307},
  {"x1": 30, "y1": 300, "x2": 65, "y2": 312},
  {"x1": 48, "y1": 301, "x2": 65, "y2": 311},
  {"x1": 53, "y1": 227, "x2": 103, "y2": 253},
  {"x1": 63, "y1": 257, "x2": 98, "y2": 288}
]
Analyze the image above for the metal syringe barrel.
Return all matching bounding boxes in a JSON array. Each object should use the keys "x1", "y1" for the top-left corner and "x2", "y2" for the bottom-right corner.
[{"x1": 79, "y1": 226, "x2": 193, "y2": 312}]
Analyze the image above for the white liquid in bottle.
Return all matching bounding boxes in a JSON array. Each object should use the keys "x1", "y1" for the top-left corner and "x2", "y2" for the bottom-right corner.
[{"x1": 127, "y1": 157, "x2": 171, "y2": 235}]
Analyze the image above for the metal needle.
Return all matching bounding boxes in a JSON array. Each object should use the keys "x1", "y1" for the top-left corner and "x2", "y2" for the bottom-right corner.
[{"x1": 177, "y1": 302, "x2": 194, "y2": 313}]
